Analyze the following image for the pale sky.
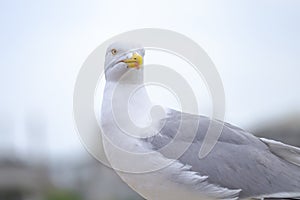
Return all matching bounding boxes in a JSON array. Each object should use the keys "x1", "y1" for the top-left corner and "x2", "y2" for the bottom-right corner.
[{"x1": 0, "y1": 0, "x2": 299, "y2": 158}]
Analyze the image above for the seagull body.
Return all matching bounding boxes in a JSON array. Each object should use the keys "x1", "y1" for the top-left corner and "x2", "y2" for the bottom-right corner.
[{"x1": 101, "y1": 42, "x2": 300, "y2": 200}]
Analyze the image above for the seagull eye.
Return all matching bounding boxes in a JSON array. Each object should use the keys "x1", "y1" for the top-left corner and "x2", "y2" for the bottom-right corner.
[{"x1": 111, "y1": 49, "x2": 117, "y2": 55}]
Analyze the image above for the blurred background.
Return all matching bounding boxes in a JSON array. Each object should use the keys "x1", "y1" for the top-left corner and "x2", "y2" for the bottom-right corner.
[{"x1": 0, "y1": 0, "x2": 299, "y2": 199}]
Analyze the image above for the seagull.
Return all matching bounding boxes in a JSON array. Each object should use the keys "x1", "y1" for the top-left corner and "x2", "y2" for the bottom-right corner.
[{"x1": 100, "y1": 41, "x2": 300, "y2": 200}]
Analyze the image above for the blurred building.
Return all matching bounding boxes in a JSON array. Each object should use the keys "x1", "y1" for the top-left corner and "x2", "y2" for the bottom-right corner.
[
  {"x1": 0, "y1": 113, "x2": 143, "y2": 200},
  {"x1": 0, "y1": 158, "x2": 52, "y2": 200},
  {"x1": 0, "y1": 154, "x2": 143, "y2": 200},
  {"x1": 51, "y1": 155, "x2": 143, "y2": 200},
  {"x1": 253, "y1": 113, "x2": 300, "y2": 147},
  {"x1": 0, "y1": 113, "x2": 52, "y2": 200}
]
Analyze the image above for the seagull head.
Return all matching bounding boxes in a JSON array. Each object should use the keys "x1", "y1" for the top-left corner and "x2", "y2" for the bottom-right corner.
[{"x1": 104, "y1": 41, "x2": 145, "y2": 83}]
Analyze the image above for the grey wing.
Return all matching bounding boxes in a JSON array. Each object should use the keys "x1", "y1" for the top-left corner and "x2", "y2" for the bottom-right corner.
[{"x1": 145, "y1": 109, "x2": 300, "y2": 199}]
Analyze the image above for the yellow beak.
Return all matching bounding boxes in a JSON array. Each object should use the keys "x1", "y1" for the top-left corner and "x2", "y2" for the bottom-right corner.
[{"x1": 122, "y1": 53, "x2": 143, "y2": 69}]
